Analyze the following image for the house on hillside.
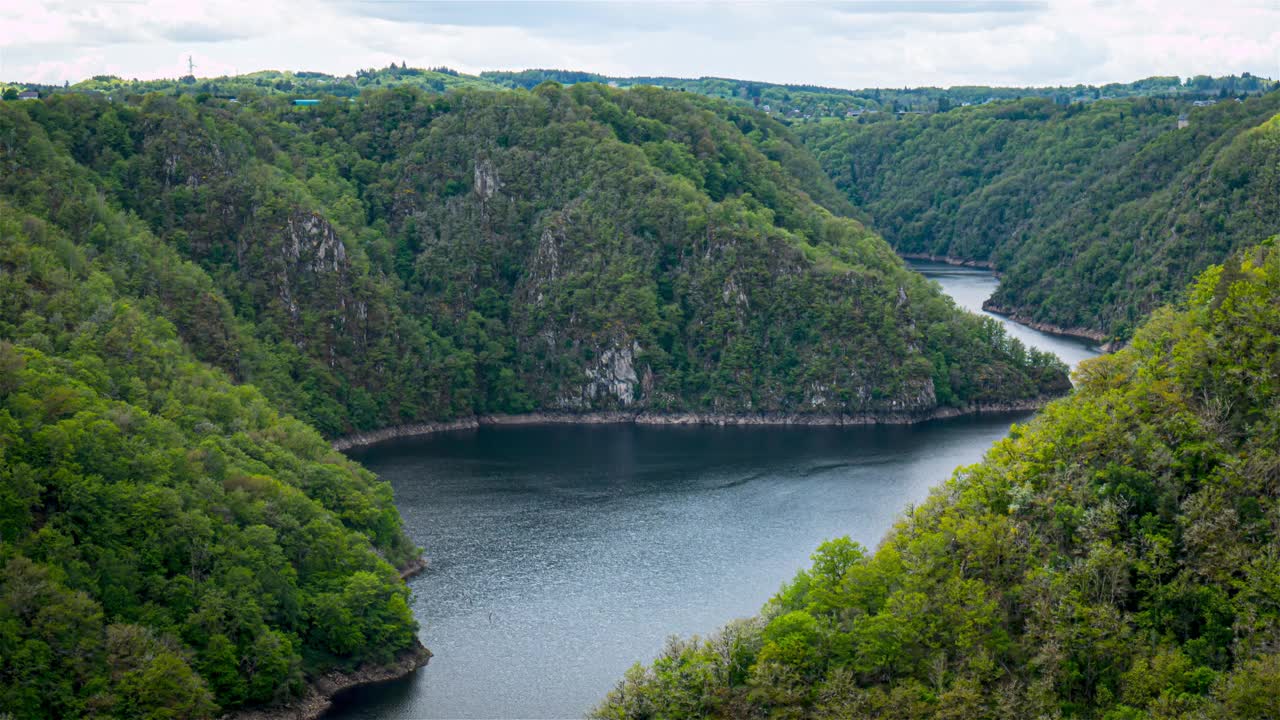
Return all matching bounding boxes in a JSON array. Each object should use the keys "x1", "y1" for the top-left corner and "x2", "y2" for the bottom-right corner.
[
  {"x1": 18, "y1": 90, "x2": 39, "y2": 100},
  {"x1": 293, "y1": 98, "x2": 320, "y2": 106},
  {"x1": 1177, "y1": 113, "x2": 1189, "y2": 129}
]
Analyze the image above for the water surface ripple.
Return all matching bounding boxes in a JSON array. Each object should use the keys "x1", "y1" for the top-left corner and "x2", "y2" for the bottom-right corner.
[{"x1": 326, "y1": 262, "x2": 1097, "y2": 719}]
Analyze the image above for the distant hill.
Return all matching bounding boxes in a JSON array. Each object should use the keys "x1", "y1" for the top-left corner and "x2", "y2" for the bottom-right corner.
[
  {"x1": 12, "y1": 65, "x2": 1273, "y2": 122},
  {"x1": 800, "y1": 91, "x2": 1280, "y2": 341},
  {"x1": 56, "y1": 65, "x2": 501, "y2": 99},
  {"x1": 481, "y1": 69, "x2": 1276, "y2": 119}
]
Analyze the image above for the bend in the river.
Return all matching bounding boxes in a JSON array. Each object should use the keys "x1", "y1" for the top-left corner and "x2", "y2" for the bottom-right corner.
[{"x1": 323, "y1": 262, "x2": 1099, "y2": 719}]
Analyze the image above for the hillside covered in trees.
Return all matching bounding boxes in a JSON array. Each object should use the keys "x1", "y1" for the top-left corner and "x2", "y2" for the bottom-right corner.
[
  {"x1": 3, "y1": 84, "x2": 1065, "y2": 439},
  {"x1": 483, "y1": 70, "x2": 1275, "y2": 119},
  {"x1": 0, "y1": 80, "x2": 1067, "y2": 717},
  {"x1": 595, "y1": 240, "x2": 1280, "y2": 720},
  {"x1": 0, "y1": 200, "x2": 423, "y2": 713},
  {"x1": 12, "y1": 66, "x2": 1269, "y2": 123},
  {"x1": 800, "y1": 92, "x2": 1280, "y2": 340}
]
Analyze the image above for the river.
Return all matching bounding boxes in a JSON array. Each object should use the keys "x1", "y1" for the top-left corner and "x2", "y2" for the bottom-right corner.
[
  {"x1": 906, "y1": 260, "x2": 1101, "y2": 370},
  {"x1": 325, "y1": 262, "x2": 1100, "y2": 719}
]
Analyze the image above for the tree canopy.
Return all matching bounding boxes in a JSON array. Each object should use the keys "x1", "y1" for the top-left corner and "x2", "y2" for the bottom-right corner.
[{"x1": 800, "y1": 92, "x2": 1280, "y2": 340}]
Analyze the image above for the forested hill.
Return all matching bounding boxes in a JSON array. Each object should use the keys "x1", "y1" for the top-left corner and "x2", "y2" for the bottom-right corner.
[
  {"x1": 482, "y1": 70, "x2": 1275, "y2": 118},
  {"x1": 800, "y1": 92, "x2": 1280, "y2": 341},
  {"x1": 14, "y1": 66, "x2": 1270, "y2": 123},
  {"x1": 596, "y1": 240, "x2": 1280, "y2": 720},
  {"x1": 0, "y1": 82, "x2": 1063, "y2": 717},
  {"x1": 0, "y1": 203, "x2": 423, "y2": 711},
  {"x1": 3, "y1": 85, "x2": 1064, "y2": 439}
]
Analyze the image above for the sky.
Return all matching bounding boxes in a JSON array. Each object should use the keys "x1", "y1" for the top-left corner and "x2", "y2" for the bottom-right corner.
[{"x1": 4, "y1": 1, "x2": 1279, "y2": 89}]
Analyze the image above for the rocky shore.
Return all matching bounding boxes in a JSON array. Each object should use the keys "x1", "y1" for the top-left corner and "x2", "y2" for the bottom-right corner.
[
  {"x1": 398, "y1": 555, "x2": 429, "y2": 580},
  {"x1": 331, "y1": 399, "x2": 1054, "y2": 451},
  {"x1": 899, "y1": 252, "x2": 994, "y2": 269},
  {"x1": 223, "y1": 641, "x2": 431, "y2": 720},
  {"x1": 331, "y1": 418, "x2": 482, "y2": 450}
]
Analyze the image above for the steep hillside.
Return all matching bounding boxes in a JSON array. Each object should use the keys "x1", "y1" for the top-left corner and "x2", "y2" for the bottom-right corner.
[
  {"x1": 596, "y1": 241, "x2": 1280, "y2": 720},
  {"x1": 0, "y1": 203, "x2": 422, "y2": 716},
  {"x1": 6, "y1": 84, "x2": 1065, "y2": 438},
  {"x1": 801, "y1": 93, "x2": 1280, "y2": 340}
]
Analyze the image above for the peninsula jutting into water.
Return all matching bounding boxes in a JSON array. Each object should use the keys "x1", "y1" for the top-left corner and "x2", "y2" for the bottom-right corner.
[{"x1": 323, "y1": 262, "x2": 1100, "y2": 719}]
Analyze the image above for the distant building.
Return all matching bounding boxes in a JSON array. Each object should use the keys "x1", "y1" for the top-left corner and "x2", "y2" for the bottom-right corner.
[
  {"x1": 1192, "y1": 99, "x2": 1217, "y2": 107},
  {"x1": 293, "y1": 98, "x2": 320, "y2": 106},
  {"x1": 1177, "y1": 113, "x2": 1190, "y2": 129},
  {"x1": 18, "y1": 90, "x2": 39, "y2": 100}
]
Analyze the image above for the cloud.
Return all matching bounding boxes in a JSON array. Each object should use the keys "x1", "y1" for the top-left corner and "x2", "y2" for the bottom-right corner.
[
  {"x1": 154, "y1": 22, "x2": 257, "y2": 44},
  {"x1": 2, "y1": 0, "x2": 1276, "y2": 89},
  {"x1": 831, "y1": 1, "x2": 1048, "y2": 13}
]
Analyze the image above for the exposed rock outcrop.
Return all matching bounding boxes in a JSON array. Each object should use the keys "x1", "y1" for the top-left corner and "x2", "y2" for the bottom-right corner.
[
  {"x1": 473, "y1": 158, "x2": 500, "y2": 200},
  {"x1": 285, "y1": 211, "x2": 348, "y2": 274},
  {"x1": 582, "y1": 341, "x2": 642, "y2": 407}
]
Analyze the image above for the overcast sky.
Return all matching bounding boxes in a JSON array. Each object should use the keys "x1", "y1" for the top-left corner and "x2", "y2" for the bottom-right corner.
[{"x1": 5, "y1": 1, "x2": 1279, "y2": 89}]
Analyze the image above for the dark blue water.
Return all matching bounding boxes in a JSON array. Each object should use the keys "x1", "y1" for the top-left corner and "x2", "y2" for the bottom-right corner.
[
  {"x1": 329, "y1": 418, "x2": 1029, "y2": 719},
  {"x1": 325, "y1": 263, "x2": 1097, "y2": 719}
]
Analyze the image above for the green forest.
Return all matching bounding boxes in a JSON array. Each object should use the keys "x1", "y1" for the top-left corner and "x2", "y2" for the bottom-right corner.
[
  {"x1": 2, "y1": 84, "x2": 1064, "y2": 437},
  {"x1": 0, "y1": 80, "x2": 1065, "y2": 717},
  {"x1": 595, "y1": 241, "x2": 1280, "y2": 720},
  {"x1": 4, "y1": 65, "x2": 1279, "y2": 720},
  {"x1": 483, "y1": 70, "x2": 1274, "y2": 118},
  {"x1": 13, "y1": 67, "x2": 1269, "y2": 124},
  {"x1": 0, "y1": 207, "x2": 422, "y2": 715},
  {"x1": 800, "y1": 92, "x2": 1280, "y2": 340}
]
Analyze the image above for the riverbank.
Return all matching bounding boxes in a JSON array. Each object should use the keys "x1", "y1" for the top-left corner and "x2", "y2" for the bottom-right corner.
[
  {"x1": 398, "y1": 555, "x2": 428, "y2": 580},
  {"x1": 900, "y1": 252, "x2": 994, "y2": 269},
  {"x1": 904, "y1": 256, "x2": 1123, "y2": 353},
  {"x1": 331, "y1": 399, "x2": 1054, "y2": 451},
  {"x1": 982, "y1": 302, "x2": 1123, "y2": 351},
  {"x1": 224, "y1": 642, "x2": 431, "y2": 720}
]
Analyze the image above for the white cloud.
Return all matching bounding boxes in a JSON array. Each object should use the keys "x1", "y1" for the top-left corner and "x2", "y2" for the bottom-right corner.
[{"x1": 2, "y1": 1, "x2": 1276, "y2": 88}]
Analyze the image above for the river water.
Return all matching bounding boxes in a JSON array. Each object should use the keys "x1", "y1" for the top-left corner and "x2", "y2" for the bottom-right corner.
[
  {"x1": 906, "y1": 260, "x2": 1101, "y2": 371},
  {"x1": 326, "y1": 262, "x2": 1099, "y2": 719}
]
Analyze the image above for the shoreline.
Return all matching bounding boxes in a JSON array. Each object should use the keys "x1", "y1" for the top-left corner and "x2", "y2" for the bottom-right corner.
[
  {"x1": 331, "y1": 399, "x2": 1054, "y2": 452},
  {"x1": 398, "y1": 555, "x2": 428, "y2": 581},
  {"x1": 899, "y1": 252, "x2": 1123, "y2": 352},
  {"x1": 899, "y1": 252, "x2": 994, "y2": 269},
  {"x1": 982, "y1": 302, "x2": 1122, "y2": 351},
  {"x1": 223, "y1": 641, "x2": 431, "y2": 720}
]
